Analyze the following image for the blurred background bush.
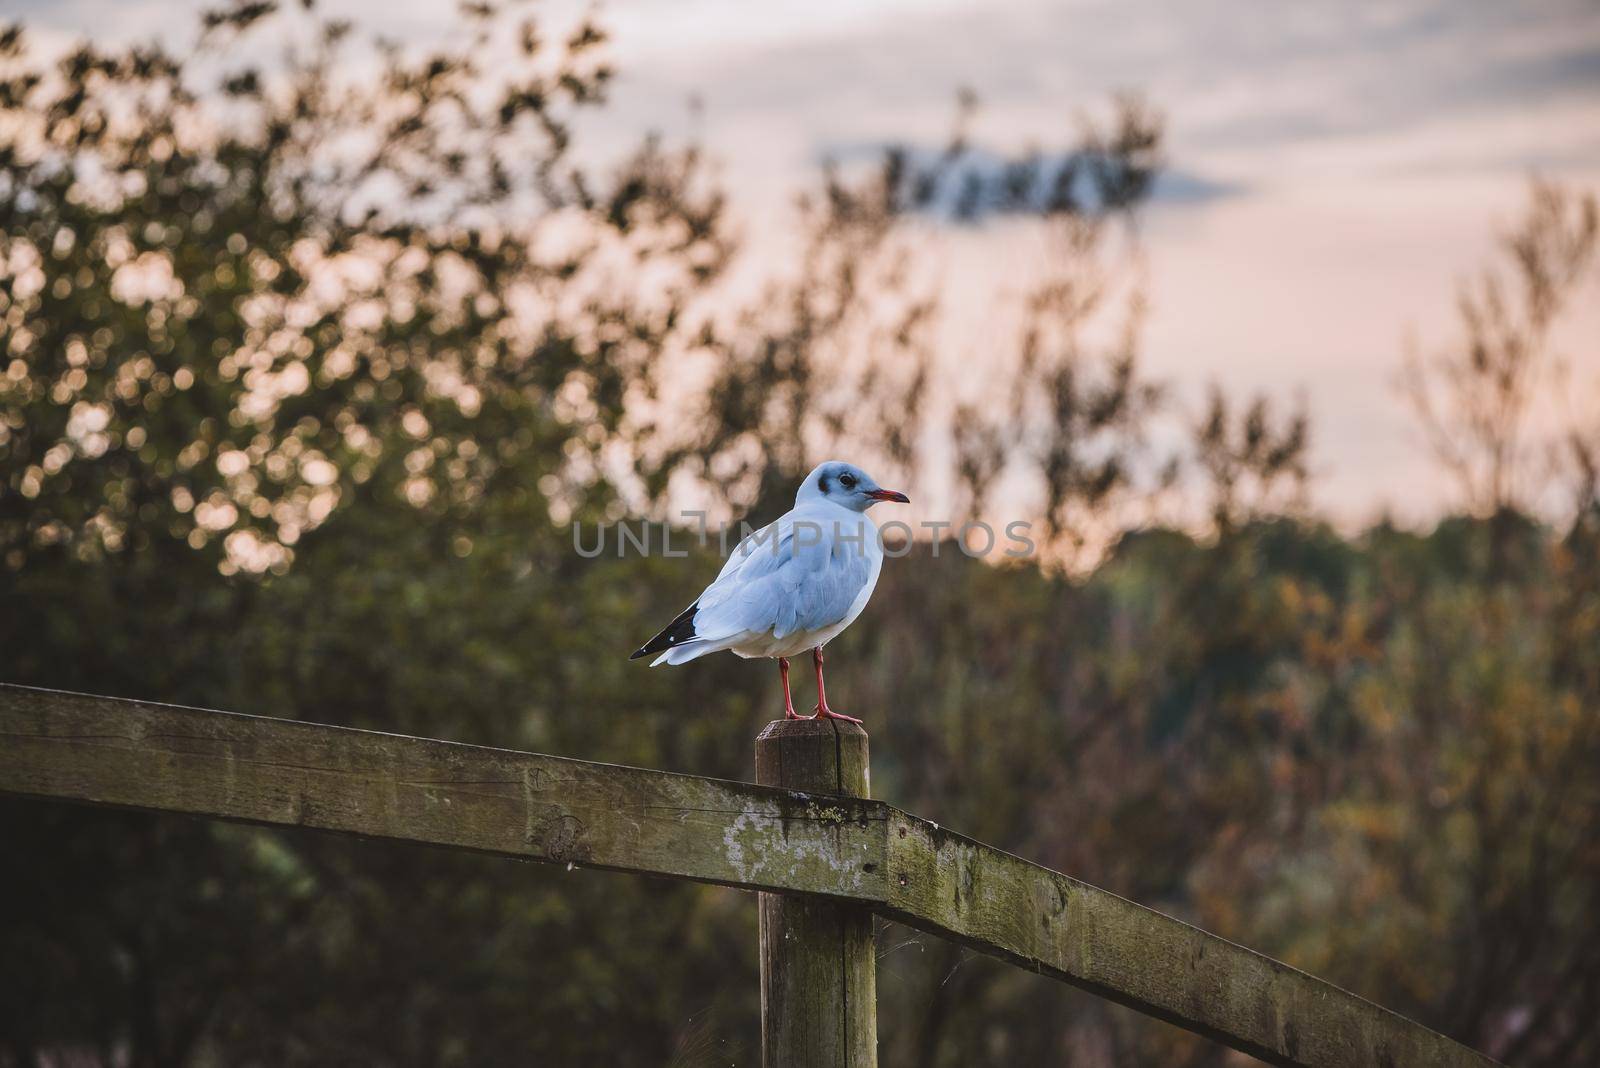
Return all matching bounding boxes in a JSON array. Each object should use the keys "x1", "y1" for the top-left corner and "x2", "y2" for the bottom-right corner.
[{"x1": 1, "y1": 2, "x2": 1597, "y2": 1065}]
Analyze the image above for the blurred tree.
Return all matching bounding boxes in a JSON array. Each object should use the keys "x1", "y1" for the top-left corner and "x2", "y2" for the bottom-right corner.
[
  {"x1": 1402, "y1": 178, "x2": 1598, "y2": 519},
  {"x1": 663, "y1": 91, "x2": 1166, "y2": 539},
  {"x1": 651, "y1": 149, "x2": 938, "y2": 514},
  {"x1": 943, "y1": 97, "x2": 1168, "y2": 559},
  {"x1": 1193, "y1": 385, "x2": 1309, "y2": 534},
  {"x1": 0, "y1": 0, "x2": 729, "y2": 582}
]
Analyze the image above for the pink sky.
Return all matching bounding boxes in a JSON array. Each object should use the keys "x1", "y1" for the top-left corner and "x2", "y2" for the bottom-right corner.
[{"x1": 24, "y1": 0, "x2": 1600, "y2": 524}]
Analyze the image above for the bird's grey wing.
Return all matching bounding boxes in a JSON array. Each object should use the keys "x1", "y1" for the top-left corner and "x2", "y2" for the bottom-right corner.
[
  {"x1": 711, "y1": 515, "x2": 782, "y2": 583},
  {"x1": 784, "y1": 530, "x2": 873, "y2": 636},
  {"x1": 692, "y1": 517, "x2": 799, "y2": 641},
  {"x1": 631, "y1": 516, "x2": 789, "y2": 662},
  {"x1": 694, "y1": 513, "x2": 871, "y2": 643}
]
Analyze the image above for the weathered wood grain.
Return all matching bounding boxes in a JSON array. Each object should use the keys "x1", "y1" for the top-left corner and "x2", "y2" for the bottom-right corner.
[
  {"x1": 0, "y1": 684, "x2": 886, "y2": 899},
  {"x1": 756, "y1": 719, "x2": 877, "y2": 1068},
  {"x1": 0, "y1": 684, "x2": 1501, "y2": 1067},
  {"x1": 880, "y1": 814, "x2": 1500, "y2": 1068}
]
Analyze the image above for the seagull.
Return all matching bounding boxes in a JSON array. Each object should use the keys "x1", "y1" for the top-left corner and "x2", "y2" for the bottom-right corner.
[{"x1": 631, "y1": 461, "x2": 910, "y2": 723}]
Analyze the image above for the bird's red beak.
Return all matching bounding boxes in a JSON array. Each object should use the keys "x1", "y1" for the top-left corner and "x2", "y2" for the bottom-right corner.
[{"x1": 866, "y1": 489, "x2": 910, "y2": 503}]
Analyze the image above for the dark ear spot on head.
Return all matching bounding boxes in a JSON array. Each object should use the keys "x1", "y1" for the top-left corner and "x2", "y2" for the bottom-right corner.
[{"x1": 819, "y1": 473, "x2": 830, "y2": 495}]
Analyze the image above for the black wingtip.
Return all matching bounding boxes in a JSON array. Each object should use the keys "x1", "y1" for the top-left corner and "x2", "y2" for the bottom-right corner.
[{"x1": 631, "y1": 601, "x2": 699, "y2": 662}]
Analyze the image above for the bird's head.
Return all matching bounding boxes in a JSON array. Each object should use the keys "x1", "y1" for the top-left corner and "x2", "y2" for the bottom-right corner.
[{"x1": 798, "y1": 461, "x2": 910, "y2": 513}]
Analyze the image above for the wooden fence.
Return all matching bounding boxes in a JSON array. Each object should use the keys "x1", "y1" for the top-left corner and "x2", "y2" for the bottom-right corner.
[{"x1": 0, "y1": 683, "x2": 1499, "y2": 1067}]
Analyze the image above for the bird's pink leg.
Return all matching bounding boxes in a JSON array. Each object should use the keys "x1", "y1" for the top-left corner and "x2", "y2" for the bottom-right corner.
[
  {"x1": 810, "y1": 647, "x2": 862, "y2": 724},
  {"x1": 779, "y1": 657, "x2": 800, "y2": 720}
]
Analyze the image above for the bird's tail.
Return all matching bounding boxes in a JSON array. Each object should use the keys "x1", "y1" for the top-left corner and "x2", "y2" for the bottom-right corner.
[{"x1": 650, "y1": 640, "x2": 718, "y2": 667}]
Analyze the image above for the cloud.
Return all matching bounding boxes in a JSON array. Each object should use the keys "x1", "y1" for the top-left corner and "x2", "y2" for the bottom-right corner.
[
  {"x1": 25, "y1": 0, "x2": 1600, "y2": 189},
  {"x1": 815, "y1": 140, "x2": 1240, "y2": 221},
  {"x1": 601, "y1": 0, "x2": 1600, "y2": 188}
]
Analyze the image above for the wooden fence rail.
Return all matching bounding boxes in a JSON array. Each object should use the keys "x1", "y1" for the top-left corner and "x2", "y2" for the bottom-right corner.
[{"x1": 0, "y1": 683, "x2": 1498, "y2": 1068}]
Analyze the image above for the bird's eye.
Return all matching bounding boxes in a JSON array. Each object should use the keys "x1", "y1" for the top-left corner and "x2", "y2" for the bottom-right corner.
[{"x1": 840, "y1": 474, "x2": 856, "y2": 489}]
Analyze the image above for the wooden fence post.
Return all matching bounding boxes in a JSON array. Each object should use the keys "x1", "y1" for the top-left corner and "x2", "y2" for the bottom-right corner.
[{"x1": 756, "y1": 719, "x2": 878, "y2": 1068}]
